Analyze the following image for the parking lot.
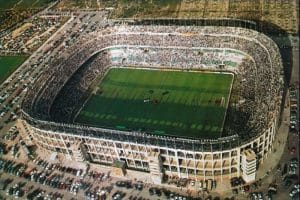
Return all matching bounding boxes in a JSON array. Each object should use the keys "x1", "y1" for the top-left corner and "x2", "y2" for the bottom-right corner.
[{"x1": 0, "y1": 155, "x2": 211, "y2": 200}]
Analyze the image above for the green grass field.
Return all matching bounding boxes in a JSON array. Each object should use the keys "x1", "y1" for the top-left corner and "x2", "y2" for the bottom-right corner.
[
  {"x1": 0, "y1": 56, "x2": 27, "y2": 84},
  {"x1": 76, "y1": 68, "x2": 233, "y2": 139}
]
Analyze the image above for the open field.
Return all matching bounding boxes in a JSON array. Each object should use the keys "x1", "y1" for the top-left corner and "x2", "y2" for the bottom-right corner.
[
  {"x1": 0, "y1": 0, "x2": 52, "y2": 10},
  {"x1": 76, "y1": 68, "x2": 233, "y2": 139},
  {"x1": 0, "y1": 56, "x2": 27, "y2": 83},
  {"x1": 55, "y1": 0, "x2": 298, "y2": 34},
  {"x1": 0, "y1": 0, "x2": 52, "y2": 32}
]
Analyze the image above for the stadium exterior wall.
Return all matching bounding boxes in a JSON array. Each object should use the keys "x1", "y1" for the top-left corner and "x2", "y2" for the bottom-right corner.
[{"x1": 20, "y1": 107, "x2": 279, "y2": 182}]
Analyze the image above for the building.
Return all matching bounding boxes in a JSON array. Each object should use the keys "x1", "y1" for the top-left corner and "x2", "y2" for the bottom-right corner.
[
  {"x1": 241, "y1": 149, "x2": 257, "y2": 182},
  {"x1": 20, "y1": 22, "x2": 283, "y2": 183}
]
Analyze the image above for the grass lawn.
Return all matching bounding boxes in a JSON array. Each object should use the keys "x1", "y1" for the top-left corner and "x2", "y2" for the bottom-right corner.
[
  {"x1": 76, "y1": 68, "x2": 233, "y2": 139},
  {"x1": 0, "y1": 56, "x2": 27, "y2": 84}
]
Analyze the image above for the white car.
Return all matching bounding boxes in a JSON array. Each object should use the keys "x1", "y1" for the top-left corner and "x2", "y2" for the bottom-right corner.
[
  {"x1": 289, "y1": 189, "x2": 298, "y2": 197},
  {"x1": 190, "y1": 180, "x2": 195, "y2": 186},
  {"x1": 294, "y1": 184, "x2": 300, "y2": 192}
]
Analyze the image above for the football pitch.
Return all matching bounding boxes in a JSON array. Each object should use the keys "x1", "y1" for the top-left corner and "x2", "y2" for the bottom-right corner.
[
  {"x1": 0, "y1": 56, "x2": 27, "y2": 84},
  {"x1": 76, "y1": 68, "x2": 233, "y2": 139}
]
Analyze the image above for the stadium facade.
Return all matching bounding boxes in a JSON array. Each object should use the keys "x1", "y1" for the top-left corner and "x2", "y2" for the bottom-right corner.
[{"x1": 20, "y1": 23, "x2": 283, "y2": 183}]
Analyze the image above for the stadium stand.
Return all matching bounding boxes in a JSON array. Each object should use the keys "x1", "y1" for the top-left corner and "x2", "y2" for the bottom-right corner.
[{"x1": 20, "y1": 23, "x2": 283, "y2": 182}]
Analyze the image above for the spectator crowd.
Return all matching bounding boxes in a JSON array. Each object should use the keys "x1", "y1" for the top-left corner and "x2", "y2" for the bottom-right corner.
[{"x1": 22, "y1": 23, "x2": 283, "y2": 146}]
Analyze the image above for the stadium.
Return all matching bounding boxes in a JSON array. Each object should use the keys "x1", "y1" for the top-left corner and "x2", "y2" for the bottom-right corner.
[{"x1": 20, "y1": 20, "x2": 283, "y2": 183}]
